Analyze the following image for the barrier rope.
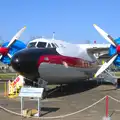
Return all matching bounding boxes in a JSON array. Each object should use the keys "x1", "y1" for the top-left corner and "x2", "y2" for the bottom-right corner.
[
  {"x1": 4, "y1": 76, "x2": 120, "y2": 119},
  {"x1": 0, "y1": 96, "x2": 106, "y2": 119},
  {"x1": 1, "y1": 95, "x2": 120, "y2": 119},
  {"x1": 108, "y1": 95, "x2": 120, "y2": 103}
]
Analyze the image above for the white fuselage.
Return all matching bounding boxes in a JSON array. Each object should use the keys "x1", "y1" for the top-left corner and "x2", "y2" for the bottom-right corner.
[
  {"x1": 11, "y1": 38, "x2": 109, "y2": 85},
  {"x1": 27, "y1": 38, "x2": 102, "y2": 84}
]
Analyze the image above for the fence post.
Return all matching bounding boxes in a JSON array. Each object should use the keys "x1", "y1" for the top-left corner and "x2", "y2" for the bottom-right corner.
[{"x1": 103, "y1": 95, "x2": 111, "y2": 120}]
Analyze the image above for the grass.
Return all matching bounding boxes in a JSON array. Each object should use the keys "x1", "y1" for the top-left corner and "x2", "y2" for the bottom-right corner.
[
  {"x1": 0, "y1": 73, "x2": 17, "y2": 79},
  {"x1": 0, "y1": 72, "x2": 120, "y2": 79},
  {"x1": 0, "y1": 73, "x2": 57, "y2": 92},
  {"x1": 114, "y1": 72, "x2": 120, "y2": 77},
  {"x1": 0, "y1": 71, "x2": 119, "y2": 90}
]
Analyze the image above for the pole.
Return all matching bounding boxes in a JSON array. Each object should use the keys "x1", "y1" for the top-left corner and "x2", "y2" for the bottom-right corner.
[
  {"x1": 106, "y1": 96, "x2": 109, "y2": 118},
  {"x1": 4, "y1": 82, "x2": 7, "y2": 97},
  {"x1": 38, "y1": 98, "x2": 41, "y2": 117},
  {"x1": 52, "y1": 32, "x2": 55, "y2": 40},
  {"x1": 21, "y1": 97, "x2": 23, "y2": 116},
  {"x1": 103, "y1": 96, "x2": 111, "y2": 120}
]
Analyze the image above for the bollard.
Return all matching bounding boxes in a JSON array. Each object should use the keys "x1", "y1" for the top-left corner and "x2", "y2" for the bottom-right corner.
[
  {"x1": 103, "y1": 96, "x2": 111, "y2": 120},
  {"x1": 8, "y1": 80, "x2": 15, "y2": 98},
  {"x1": 8, "y1": 80, "x2": 12, "y2": 95},
  {"x1": 103, "y1": 116, "x2": 111, "y2": 120},
  {"x1": 106, "y1": 96, "x2": 108, "y2": 118},
  {"x1": 7, "y1": 79, "x2": 22, "y2": 98}
]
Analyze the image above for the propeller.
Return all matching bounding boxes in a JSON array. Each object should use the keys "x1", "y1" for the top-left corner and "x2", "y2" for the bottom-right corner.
[
  {"x1": 93, "y1": 24, "x2": 120, "y2": 77},
  {"x1": 93, "y1": 24, "x2": 117, "y2": 47},
  {"x1": 0, "y1": 26, "x2": 26, "y2": 60},
  {"x1": 94, "y1": 54, "x2": 118, "y2": 77}
]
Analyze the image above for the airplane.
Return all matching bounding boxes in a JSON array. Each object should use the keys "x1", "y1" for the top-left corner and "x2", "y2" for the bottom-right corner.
[
  {"x1": 0, "y1": 26, "x2": 26, "y2": 65},
  {"x1": 10, "y1": 25, "x2": 113, "y2": 89}
]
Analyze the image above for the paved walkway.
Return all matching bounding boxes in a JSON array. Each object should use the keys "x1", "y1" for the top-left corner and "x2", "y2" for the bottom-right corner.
[{"x1": 0, "y1": 81, "x2": 120, "y2": 119}]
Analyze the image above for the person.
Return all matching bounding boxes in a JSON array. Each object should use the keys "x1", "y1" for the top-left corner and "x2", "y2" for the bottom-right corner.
[
  {"x1": 117, "y1": 79, "x2": 120, "y2": 88},
  {"x1": 115, "y1": 79, "x2": 120, "y2": 89}
]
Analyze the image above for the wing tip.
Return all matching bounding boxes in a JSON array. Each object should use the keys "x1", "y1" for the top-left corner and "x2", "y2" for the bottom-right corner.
[
  {"x1": 94, "y1": 74, "x2": 96, "y2": 78},
  {"x1": 93, "y1": 24, "x2": 97, "y2": 27},
  {"x1": 24, "y1": 26, "x2": 26, "y2": 29}
]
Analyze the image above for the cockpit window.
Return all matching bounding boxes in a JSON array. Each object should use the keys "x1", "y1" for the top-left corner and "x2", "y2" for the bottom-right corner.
[
  {"x1": 47, "y1": 43, "x2": 52, "y2": 48},
  {"x1": 37, "y1": 42, "x2": 46, "y2": 48},
  {"x1": 51, "y1": 43, "x2": 56, "y2": 48},
  {"x1": 54, "y1": 43, "x2": 58, "y2": 47},
  {"x1": 27, "y1": 42, "x2": 36, "y2": 48}
]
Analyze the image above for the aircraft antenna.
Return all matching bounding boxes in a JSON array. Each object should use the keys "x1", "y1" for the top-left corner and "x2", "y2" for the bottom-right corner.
[{"x1": 52, "y1": 32, "x2": 55, "y2": 40}]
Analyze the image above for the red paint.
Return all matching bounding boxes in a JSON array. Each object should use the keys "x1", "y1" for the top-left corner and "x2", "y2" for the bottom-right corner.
[
  {"x1": 37, "y1": 55, "x2": 93, "y2": 68},
  {"x1": 11, "y1": 77, "x2": 20, "y2": 86},
  {"x1": 0, "y1": 47, "x2": 9, "y2": 55},
  {"x1": 116, "y1": 45, "x2": 120, "y2": 53},
  {"x1": 106, "y1": 96, "x2": 109, "y2": 117}
]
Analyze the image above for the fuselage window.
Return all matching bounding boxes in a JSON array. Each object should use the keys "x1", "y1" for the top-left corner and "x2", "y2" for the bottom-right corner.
[
  {"x1": 37, "y1": 42, "x2": 46, "y2": 48},
  {"x1": 27, "y1": 42, "x2": 36, "y2": 48}
]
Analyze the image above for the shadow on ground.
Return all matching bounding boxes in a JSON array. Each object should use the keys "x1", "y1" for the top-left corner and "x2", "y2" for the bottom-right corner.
[
  {"x1": 46, "y1": 80, "x2": 113, "y2": 98},
  {"x1": 41, "y1": 107, "x2": 60, "y2": 116}
]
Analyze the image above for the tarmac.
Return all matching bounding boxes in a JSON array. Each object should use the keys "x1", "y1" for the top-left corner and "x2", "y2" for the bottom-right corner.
[{"x1": 0, "y1": 80, "x2": 120, "y2": 120}]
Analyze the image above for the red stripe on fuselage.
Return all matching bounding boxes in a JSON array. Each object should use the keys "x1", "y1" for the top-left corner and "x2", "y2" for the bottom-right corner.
[{"x1": 37, "y1": 55, "x2": 95, "y2": 68}]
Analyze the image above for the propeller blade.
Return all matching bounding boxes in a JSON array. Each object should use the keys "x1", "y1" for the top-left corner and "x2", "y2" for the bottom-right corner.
[
  {"x1": 94, "y1": 53, "x2": 118, "y2": 77},
  {"x1": 0, "y1": 54, "x2": 2, "y2": 59},
  {"x1": 7, "y1": 53, "x2": 12, "y2": 59},
  {"x1": 7, "y1": 26, "x2": 26, "y2": 48},
  {"x1": 93, "y1": 24, "x2": 116, "y2": 47}
]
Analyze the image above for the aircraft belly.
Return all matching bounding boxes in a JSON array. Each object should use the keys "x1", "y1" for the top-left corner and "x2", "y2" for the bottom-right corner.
[{"x1": 38, "y1": 63, "x2": 97, "y2": 84}]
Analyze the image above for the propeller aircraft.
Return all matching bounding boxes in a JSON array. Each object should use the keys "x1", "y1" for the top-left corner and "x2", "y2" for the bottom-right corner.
[
  {"x1": 1, "y1": 24, "x2": 117, "y2": 89},
  {"x1": 10, "y1": 29, "x2": 111, "y2": 87}
]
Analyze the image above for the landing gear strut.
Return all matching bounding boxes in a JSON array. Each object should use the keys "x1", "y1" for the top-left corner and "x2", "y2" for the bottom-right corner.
[
  {"x1": 60, "y1": 84, "x2": 63, "y2": 92},
  {"x1": 37, "y1": 77, "x2": 48, "y2": 99}
]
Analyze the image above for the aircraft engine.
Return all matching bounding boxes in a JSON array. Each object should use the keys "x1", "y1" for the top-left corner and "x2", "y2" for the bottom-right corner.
[
  {"x1": 93, "y1": 24, "x2": 120, "y2": 77},
  {"x1": 1, "y1": 40, "x2": 26, "y2": 64},
  {"x1": 0, "y1": 26, "x2": 26, "y2": 65},
  {"x1": 109, "y1": 37, "x2": 120, "y2": 67}
]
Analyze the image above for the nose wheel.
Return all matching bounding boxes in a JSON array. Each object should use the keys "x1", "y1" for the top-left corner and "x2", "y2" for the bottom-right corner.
[
  {"x1": 37, "y1": 77, "x2": 48, "y2": 99},
  {"x1": 24, "y1": 77, "x2": 48, "y2": 99}
]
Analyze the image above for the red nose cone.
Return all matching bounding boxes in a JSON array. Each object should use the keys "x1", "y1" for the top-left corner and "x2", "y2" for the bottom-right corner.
[
  {"x1": 116, "y1": 45, "x2": 120, "y2": 53},
  {"x1": 0, "y1": 47, "x2": 9, "y2": 55}
]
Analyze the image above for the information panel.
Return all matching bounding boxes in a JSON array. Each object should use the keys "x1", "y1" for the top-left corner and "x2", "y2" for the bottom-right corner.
[{"x1": 19, "y1": 87, "x2": 44, "y2": 98}]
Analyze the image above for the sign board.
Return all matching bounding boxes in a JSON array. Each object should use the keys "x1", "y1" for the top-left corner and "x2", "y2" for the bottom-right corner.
[{"x1": 19, "y1": 87, "x2": 44, "y2": 98}]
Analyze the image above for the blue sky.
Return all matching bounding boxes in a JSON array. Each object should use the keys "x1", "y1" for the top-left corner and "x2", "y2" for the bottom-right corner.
[{"x1": 0, "y1": 0, "x2": 120, "y2": 44}]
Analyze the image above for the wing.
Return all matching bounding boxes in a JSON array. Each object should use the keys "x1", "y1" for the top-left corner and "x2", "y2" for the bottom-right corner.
[
  {"x1": 87, "y1": 47, "x2": 108, "y2": 54},
  {"x1": 86, "y1": 44, "x2": 110, "y2": 54}
]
